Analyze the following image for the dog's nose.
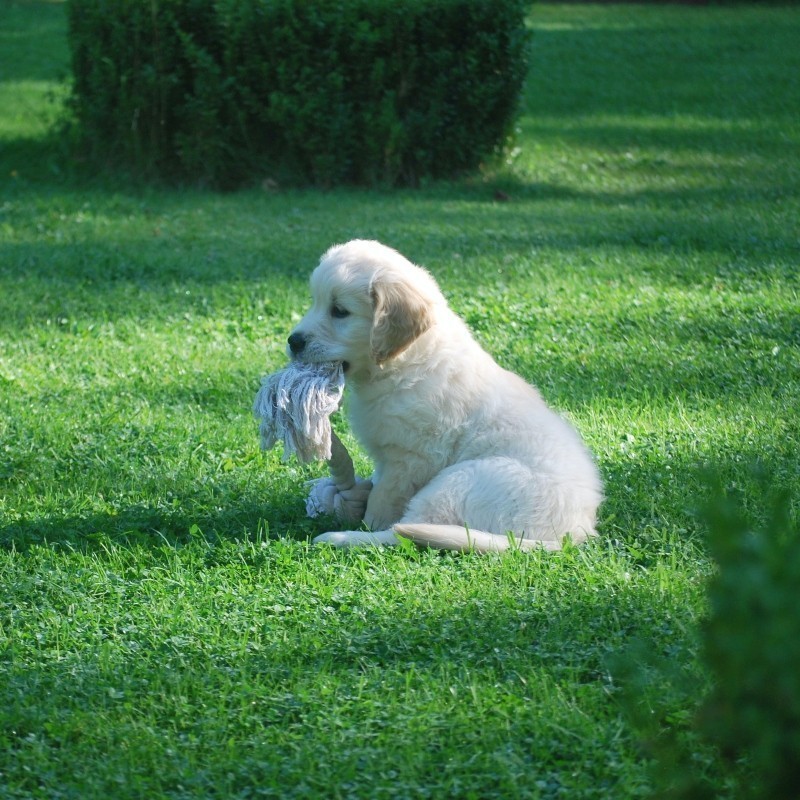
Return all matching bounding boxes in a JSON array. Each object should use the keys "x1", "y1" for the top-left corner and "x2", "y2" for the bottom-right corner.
[{"x1": 287, "y1": 331, "x2": 307, "y2": 356}]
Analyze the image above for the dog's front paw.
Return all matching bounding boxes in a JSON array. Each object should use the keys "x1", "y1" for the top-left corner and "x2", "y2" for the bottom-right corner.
[
  {"x1": 313, "y1": 529, "x2": 398, "y2": 548},
  {"x1": 306, "y1": 477, "x2": 372, "y2": 522}
]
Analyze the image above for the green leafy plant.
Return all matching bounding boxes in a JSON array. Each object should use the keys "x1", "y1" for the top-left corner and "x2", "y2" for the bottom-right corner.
[
  {"x1": 65, "y1": 0, "x2": 529, "y2": 187},
  {"x1": 699, "y1": 476, "x2": 800, "y2": 798},
  {"x1": 612, "y1": 475, "x2": 800, "y2": 799}
]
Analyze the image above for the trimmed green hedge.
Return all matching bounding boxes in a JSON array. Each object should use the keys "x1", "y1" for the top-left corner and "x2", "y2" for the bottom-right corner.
[{"x1": 66, "y1": 0, "x2": 529, "y2": 188}]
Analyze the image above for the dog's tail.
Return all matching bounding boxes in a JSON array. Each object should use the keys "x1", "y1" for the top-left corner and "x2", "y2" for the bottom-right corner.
[{"x1": 393, "y1": 523, "x2": 564, "y2": 553}]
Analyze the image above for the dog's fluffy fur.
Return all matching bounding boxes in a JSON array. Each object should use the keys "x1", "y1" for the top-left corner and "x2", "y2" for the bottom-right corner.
[{"x1": 288, "y1": 240, "x2": 602, "y2": 548}]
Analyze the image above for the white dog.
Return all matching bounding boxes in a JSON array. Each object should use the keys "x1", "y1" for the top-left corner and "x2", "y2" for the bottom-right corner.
[{"x1": 287, "y1": 240, "x2": 602, "y2": 550}]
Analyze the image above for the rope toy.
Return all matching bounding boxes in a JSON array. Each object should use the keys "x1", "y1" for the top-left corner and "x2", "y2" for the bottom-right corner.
[
  {"x1": 253, "y1": 361, "x2": 344, "y2": 463},
  {"x1": 253, "y1": 361, "x2": 371, "y2": 522}
]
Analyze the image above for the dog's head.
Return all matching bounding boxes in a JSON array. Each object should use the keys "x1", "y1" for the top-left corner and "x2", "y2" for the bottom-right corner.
[{"x1": 287, "y1": 240, "x2": 442, "y2": 375}]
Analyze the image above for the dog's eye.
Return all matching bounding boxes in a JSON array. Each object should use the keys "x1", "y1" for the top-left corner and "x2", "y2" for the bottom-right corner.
[{"x1": 331, "y1": 304, "x2": 350, "y2": 319}]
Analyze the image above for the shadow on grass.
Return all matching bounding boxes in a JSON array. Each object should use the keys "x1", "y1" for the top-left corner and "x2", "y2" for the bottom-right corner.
[
  {"x1": 3, "y1": 177, "x2": 797, "y2": 309},
  {"x1": 1, "y1": 436, "x2": 793, "y2": 558},
  {"x1": 0, "y1": 488, "x2": 329, "y2": 553},
  {"x1": 524, "y1": 11, "x2": 800, "y2": 122},
  {"x1": 0, "y1": 569, "x2": 689, "y2": 795},
  {"x1": 0, "y1": 3, "x2": 68, "y2": 81}
]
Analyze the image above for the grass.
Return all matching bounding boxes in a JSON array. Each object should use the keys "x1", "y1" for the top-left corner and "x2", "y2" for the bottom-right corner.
[{"x1": 1, "y1": 2, "x2": 799, "y2": 797}]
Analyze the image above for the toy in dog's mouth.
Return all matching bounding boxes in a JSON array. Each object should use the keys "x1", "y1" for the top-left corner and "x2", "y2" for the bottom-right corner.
[
  {"x1": 289, "y1": 355, "x2": 349, "y2": 373},
  {"x1": 254, "y1": 360, "x2": 346, "y2": 463}
]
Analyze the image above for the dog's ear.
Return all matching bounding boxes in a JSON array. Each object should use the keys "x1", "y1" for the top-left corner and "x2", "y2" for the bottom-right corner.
[{"x1": 370, "y1": 277, "x2": 434, "y2": 365}]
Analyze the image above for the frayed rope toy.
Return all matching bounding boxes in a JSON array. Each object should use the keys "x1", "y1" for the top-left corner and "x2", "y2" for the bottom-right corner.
[{"x1": 253, "y1": 361, "x2": 371, "y2": 522}]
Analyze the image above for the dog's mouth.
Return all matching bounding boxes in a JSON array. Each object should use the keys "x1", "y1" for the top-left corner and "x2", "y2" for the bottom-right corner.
[{"x1": 289, "y1": 352, "x2": 350, "y2": 373}]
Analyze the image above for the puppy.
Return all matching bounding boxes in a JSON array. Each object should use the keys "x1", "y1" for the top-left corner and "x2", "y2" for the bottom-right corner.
[{"x1": 288, "y1": 240, "x2": 602, "y2": 550}]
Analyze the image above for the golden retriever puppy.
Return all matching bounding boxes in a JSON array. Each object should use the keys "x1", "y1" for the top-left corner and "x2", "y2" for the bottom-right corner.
[{"x1": 287, "y1": 240, "x2": 602, "y2": 550}]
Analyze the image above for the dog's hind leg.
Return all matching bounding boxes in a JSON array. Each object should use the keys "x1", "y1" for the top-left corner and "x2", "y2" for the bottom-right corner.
[{"x1": 397, "y1": 456, "x2": 595, "y2": 548}]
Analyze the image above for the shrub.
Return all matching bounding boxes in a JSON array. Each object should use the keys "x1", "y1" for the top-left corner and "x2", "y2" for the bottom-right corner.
[
  {"x1": 696, "y1": 478, "x2": 800, "y2": 798},
  {"x1": 65, "y1": 0, "x2": 529, "y2": 188},
  {"x1": 612, "y1": 474, "x2": 800, "y2": 799}
]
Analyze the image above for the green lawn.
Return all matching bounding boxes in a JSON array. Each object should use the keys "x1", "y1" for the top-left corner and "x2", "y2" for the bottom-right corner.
[{"x1": 1, "y1": 3, "x2": 799, "y2": 798}]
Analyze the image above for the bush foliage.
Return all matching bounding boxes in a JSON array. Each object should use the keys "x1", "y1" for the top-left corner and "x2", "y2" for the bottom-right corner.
[
  {"x1": 613, "y1": 476, "x2": 800, "y2": 799},
  {"x1": 697, "y1": 480, "x2": 800, "y2": 798},
  {"x1": 66, "y1": 0, "x2": 529, "y2": 188}
]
